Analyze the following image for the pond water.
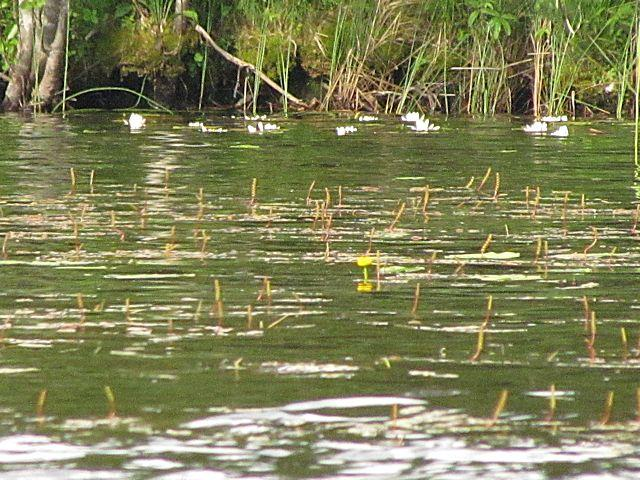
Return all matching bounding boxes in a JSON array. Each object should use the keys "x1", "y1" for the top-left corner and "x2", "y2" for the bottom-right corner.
[{"x1": 0, "y1": 112, "x2": 639, "y2": 479}]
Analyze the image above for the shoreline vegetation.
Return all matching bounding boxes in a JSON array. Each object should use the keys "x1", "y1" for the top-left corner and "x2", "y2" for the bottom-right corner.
[{"x1": 0, "y1": 0, "x2": 640, "y2": 117}]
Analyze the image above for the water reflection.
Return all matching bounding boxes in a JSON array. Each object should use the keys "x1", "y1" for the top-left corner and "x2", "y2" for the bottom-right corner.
[{"x1": 0, "y1": 114, "x2": 639, "y2": 477}]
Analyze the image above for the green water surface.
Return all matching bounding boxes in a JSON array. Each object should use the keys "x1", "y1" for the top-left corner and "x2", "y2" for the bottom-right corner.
[{"x1": 0, "y1": 113, "x2": 639, "y2": 479}]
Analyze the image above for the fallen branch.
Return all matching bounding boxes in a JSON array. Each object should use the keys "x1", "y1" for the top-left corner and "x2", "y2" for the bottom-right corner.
[{"x1": 194, "y1": 24, "x2": 307, "y2": 109}]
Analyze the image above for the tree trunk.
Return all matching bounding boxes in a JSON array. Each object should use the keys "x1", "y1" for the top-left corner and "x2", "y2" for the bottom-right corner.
[
  {"x1": 2, "y1": 0, "x2": 68, "y2": 112},
  {"x1": 2, "y1": 0, "x2": 36, "y2": 111},
  {"x1": 38, "y1": 0, "x2": 68, "y2": 107}
]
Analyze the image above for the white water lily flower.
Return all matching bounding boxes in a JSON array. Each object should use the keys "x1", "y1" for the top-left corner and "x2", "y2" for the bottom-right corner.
[
  {"x1": 401, "y1": 112, "x2": 421, "y2": 122},
  {"x1": 523, "y1": 121, "x2": 547, "y2": 133},
  {"x1": 358, "y1": 115, "x2": 378, "y2": 122},
  {"x1": 247, "y1": 121, "x2": 279, "y2": 133},
  {"x1": 125, "y1": 113, "x2": 146, "y2": 130},
  {"x1": 409, "y1": 117, "x2": 440, "y2": 132},
  {"x1": 336, "y1": 126, "x2": 357, "y2": 136},
  {"x1": 549, "y1": 125, "x2": 569, "y2": 137},
  {"x1": 541, "y1": 115, "x2": 568, "y2": 122},
  {"x1": 200, "y1": 125, "x2": 227, "y2": 133},
  {"x1": 188, "y1": 121, "x2": 204, "y2": 128}
]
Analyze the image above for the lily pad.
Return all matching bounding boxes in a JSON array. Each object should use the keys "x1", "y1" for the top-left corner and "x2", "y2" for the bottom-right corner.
[
  {"x1": 553, "y1": 252, "x2": 629, "y2": 260},
  {"x1": 230, "y1": 144, "x2": 260, "y2": 150},
  {"x1": 445, "y1": 252, "x2": 520, "y2": 260},
  {"x1": 468, "y1": 273, "x2": 541, "y2": 282},
  {"x1": 380, "y1": 265, "x2": 425, "y2": 275}
]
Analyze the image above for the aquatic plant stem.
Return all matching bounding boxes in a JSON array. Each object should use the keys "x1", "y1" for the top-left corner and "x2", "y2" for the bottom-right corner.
[
  {"x1": 599, "y1": 391, "x2": 614, "y2": 425},
  {"x1": 487, "y1": 390, "x2": 508, "y2": 427},
  {"x1": 545, "y1": 384, "x2": 556, "y2": 422},
  {"x1": 411, "y1": 283, "x2": 420, "y2": 315},
  {"x1": 477, "y1": 167, "x2": 492, "y2": 193},
  {"x1": 69, "y1": 167, "x2": 76, "y2": 192},
  {"x1": 36, "y1": 389, "x2": 47, "y2": 421},
  {"x1": 1, "y1": 232, "x2": 10, "y2": 259},
  {"x1": 387, "y1": 202, "x2": 405, "y2": 232},
  {"x1": 104, "y1": 386, "x2": 117, "y2": 418}
]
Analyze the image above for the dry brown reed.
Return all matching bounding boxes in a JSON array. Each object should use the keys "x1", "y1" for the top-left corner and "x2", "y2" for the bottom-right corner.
[
  {"x1": 104, "y1": 386, "x2": 117, "y2": 418},
  {"x1": 599, "y1": 391, "x2": 614, "y2": 426},
  {"x1": 480, "y1": 234, "x2": 492, "y2": 255},
  {"x1": 36, "y1": 389, "x2": 47, "y2": 422},
  {"x1": 487, "y1": 390, "x2": 509, "y2": 427},
  {"x1": 477, "y1": 167, "x2": 492, "y2": 193},
  {"x1": 387, "y1": 202, "x2": 405, "y2": 232},
  {"x1": 411, "y1": 283, "x2": 420, "y2": 315}
]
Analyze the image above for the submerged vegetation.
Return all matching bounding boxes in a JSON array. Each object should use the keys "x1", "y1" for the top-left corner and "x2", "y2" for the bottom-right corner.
[{"x1": 1, "y1": 0, "x2": 640, "y2": 115}]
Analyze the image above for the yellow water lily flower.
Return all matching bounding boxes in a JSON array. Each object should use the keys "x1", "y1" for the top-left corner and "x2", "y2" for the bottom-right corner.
[
  {"x1": 357, "y1": 255, "x2": 373, "y2": 282},
  {"x1": 357, "y1": 256, "x2": 373, "y2": 267}
]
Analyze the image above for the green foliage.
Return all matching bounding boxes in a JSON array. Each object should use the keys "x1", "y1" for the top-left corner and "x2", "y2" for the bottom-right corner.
[
  {"x1": 466, "y1": 0, "x2": 517, "y2": 39},
  {"x1": 115, "y1": 0, "x2": 197, "y2": 81},
  {"x1": 0, "y1": 0, "x2": 17, "y2": 73}
]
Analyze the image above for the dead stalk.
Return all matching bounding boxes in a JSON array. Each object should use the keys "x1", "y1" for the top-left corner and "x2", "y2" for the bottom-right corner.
[
  {"x1": 387, "y1": 202, "x2": 405, "y2": 232},
  {"x1": 104, "y1": 385, "x2": 117, "y2": 419},
  {"x1": 464, "y1": 176, "x2": 475, "y2": 189},
  {"x1": 36, "y1": 389, "x2": 47, "y2": 422},
  {"x1": 545, "y1": 384, "x2": 557, "y2": 422},
  {"x1": 599, "y1": 391, "x2": 614, "y2": 426},
  {"x1": 411, "y1": 283, "x2": 420, "y2": 315},
  {"x1": 477, "y1": 167, "x2": 492, "y2": 192},
  {"x1": 69, "y1": 167, "x2": 76, "y2": 193},
  {"x1": 77, "y1": 293, "x2": 85, "y2": 324},
  {"x1": 487, "y1": 390, "x2": 509, "y2": 427},
  {"x1": 250, "y1": 178, "x2": 257, "y2": 206},
  {"x1": 214, "y1": 279, "x2": 224, "y2": 325},
  {"x1": 492, "y1": 172, "x2": 500, "y2": 201},
  {"x1": 1, "y1": 232, "x2": 10, "y2": 258},
  {"x1": 247, "y1": 305, "x2": 253, "y2": 329},
  {"x1": 422, "y1": 185, "x2": 430, "y2": 218},
  {"x1": 480, "y1": 234, "x2": 492, "y2": 255},
  {"x1": 376, "y1": 250, "x2": 381, "y2": 291},
  {"x1": 306, "y1": 181, "x2": 316, "y2": 205},
  {"x1": 427, "y1": 252, "x2": 437, "y2": 278},
  {"x1": 583, "y1": 227, "x2": 598, "y2": 255}
]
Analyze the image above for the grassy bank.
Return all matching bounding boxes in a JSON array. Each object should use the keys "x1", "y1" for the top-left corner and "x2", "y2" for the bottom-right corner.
[{"x1": 1, "y1": 0, "x2": 639, "y2": 116}]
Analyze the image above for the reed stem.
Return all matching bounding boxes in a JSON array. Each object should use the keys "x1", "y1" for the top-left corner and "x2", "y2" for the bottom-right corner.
[
  {"x1": 411, "y1": 283, "x2": 420, "y2": 315},
  {"x1": 487, "y1": 390, "x2": 509, "y2": 427},
  {"x1": 477, "y1": 167, "x2": 492, "y2": 192},
  {"x1": 104, "y1": 386, "x2": 117, "y2": 418},
  {"x1": 545, "y1": 384, "x2": 556, "y2": 422},
  {"x1": 36, "y1": 388, "x2": 47, "y2": 421},
  {"x1": 388, "y1": 202, "x2": 406, "y2": 232},
  {"x1": 599, "y1": 391, "x2": 614, "y2": 425}
]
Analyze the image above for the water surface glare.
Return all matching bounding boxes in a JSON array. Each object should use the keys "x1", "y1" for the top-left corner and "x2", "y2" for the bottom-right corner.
[{"x1": 0, "y1": 113, "x2": 639, "y2": 478}]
